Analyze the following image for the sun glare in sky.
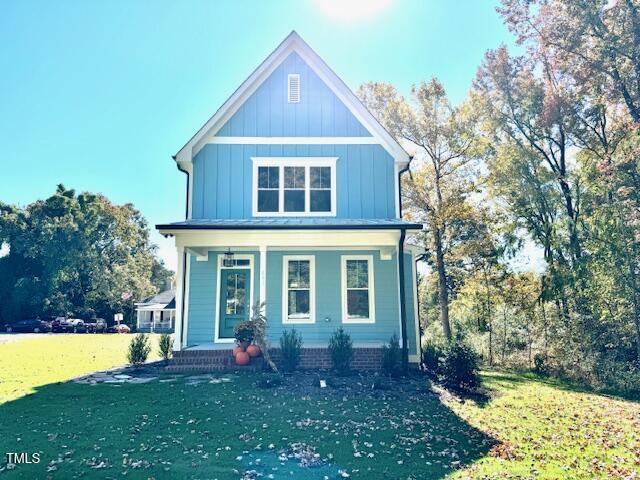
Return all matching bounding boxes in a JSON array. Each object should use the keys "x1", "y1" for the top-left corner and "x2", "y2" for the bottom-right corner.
[{"x1": 313, "y1": 0, "x2": 393, "y2": 22}]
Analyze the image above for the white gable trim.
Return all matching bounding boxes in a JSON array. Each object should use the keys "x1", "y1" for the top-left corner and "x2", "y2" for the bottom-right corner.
[
  {"x1": 174, "y1": 31, "x2": 410, "y2": 167},
  {"x1": 208, "y1": 136, "x2": 379, "y2": 145}
]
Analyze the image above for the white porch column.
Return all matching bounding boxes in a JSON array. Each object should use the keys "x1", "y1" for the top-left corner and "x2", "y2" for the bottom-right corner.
[
  {"x1": 173, "y1": 246, "x2": 185, "y2": 351},
  {"x1": 259, "y1": 245, "x2": 267, "y2": 307},
  {"x1": 136, "y1": 309, "x2": 141, "y2": 329}
]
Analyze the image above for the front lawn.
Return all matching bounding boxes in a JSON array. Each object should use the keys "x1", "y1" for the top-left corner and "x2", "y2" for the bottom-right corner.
[
  {"x1": 0, "y1": 334, "x2": 160, "y2": 402},
  {"x1": 0, "y1": 336, "x2": 638, "y2": 479}
]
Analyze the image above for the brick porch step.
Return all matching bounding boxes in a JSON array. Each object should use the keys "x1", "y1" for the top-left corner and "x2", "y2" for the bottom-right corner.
[{"x1": 165, "y1": 349, "x2": 265, "y2": 373}]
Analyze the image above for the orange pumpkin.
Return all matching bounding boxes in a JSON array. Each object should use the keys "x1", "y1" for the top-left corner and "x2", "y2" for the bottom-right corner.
[
  {"x1": 246, "y1": 345, "x2": 261, "y2": 357},
  {"x1": 235, "y1": 351, "x2": 250, "y2": 366},
  {"x1": 232, "y1": 346, "x2": 245, "y2": 357}
]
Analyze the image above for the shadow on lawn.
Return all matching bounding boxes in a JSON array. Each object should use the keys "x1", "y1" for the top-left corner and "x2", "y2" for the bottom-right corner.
[{"x1": 0, "y1": 374, "x2": 498, "y2": 480}]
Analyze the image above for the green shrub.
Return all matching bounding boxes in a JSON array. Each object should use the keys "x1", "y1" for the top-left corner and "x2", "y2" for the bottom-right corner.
[
  {"x1": 533, "y1": 353, "x2": 548, "y2": 375},
  {"x1": 127, "y1": 334, "x2": 151, "y2": 366},
  {"x1": 422, "y1": 341, "x2": 444, "y2": 377},
  {"x1": 328, "y1": 327, "x2": 353, "y2": 375},
  {"x1": 381, "y1": 334, "x2": 402, "y2": 377},
  {"x1": 438, "y1": 335, "x2": 479, "y2": 391},
  {"x1": 158, "y1": 333, "x2": 173, "y2": 361},
  {"x1": 594, "y1": 359, "x2": 640, "y2": 399},
  {"x1": 279, "y1": 328, "x2": 303, "y2": 372}
]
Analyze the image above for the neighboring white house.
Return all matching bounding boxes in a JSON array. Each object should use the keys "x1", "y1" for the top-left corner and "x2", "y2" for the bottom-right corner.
[{"x1": 135, "y1": 289, "x2": 176, "y2": 332}]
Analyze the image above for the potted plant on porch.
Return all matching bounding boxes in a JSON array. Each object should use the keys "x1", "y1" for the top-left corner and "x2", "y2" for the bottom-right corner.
[{"x1": 233, "y1": 320, "x2": 255, "y2": 365}]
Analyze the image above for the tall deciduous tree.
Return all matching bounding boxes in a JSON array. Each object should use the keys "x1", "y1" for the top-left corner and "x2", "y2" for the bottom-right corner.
[
  {"x1": 359, "y1": 79, "x2": 481, "y2": 341},
  {"x1": 499, "y1": 0, "x2": 640, "y2": 122}
]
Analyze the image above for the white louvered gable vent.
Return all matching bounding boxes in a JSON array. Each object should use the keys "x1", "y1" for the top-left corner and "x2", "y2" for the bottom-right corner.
[{"x1": 288, "y1": 74, "x2": 300, "y2": 103}]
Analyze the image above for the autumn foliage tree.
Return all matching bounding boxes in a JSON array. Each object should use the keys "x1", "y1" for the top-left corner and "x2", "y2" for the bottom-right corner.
[{"x1": 359, "y1": 79, "x2": 483, "y2": 341}]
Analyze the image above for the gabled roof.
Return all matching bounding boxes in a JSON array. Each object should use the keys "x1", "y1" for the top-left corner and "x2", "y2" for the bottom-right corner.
[
  {"x1": 138, "y1": 289, "x2": 175, "y2": 306},
  {"x1": 174, "y1": 31, "x2": 410, "y2": 167}
]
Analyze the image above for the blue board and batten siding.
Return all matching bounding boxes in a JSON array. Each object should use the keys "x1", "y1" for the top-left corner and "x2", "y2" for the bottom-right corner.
[
  {"x1": 191, "y1": 50, "x2": 397, "y2": 221},
  {"x1": 175, "y1": 34, "x2": 422, "y2": 360},
  {"x1": 185, "y1": 250, "x2": 418, "y2": 355},
  {"x1": 192, "y1": 144, "x2": 396, "y2": 219},
  {"x1": 217, "y1": 53, "x2": 370, "y2": 137}
]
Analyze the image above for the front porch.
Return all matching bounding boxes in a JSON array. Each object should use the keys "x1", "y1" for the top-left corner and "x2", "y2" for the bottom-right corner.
[
  {"x1": 136, "y1": 308, "x2": 176, "y2": 333},
  {"x1": 158, "y1": 222, "x2": 424, "y2": 369}
]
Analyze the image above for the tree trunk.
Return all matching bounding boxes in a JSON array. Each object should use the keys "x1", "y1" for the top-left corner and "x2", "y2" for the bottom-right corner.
[
  {"x1": 502, "y1": 305, "x2": 508, "y2": 364},
  {"x1": 627, "y1": 250, "x2": 640, "y2": 362},
  {"x1": 483, "y1": 267, "x2": 493, "y2": 365},
  {"x1": 433, "y1": 226, "x2": 452, "y2": 341}
]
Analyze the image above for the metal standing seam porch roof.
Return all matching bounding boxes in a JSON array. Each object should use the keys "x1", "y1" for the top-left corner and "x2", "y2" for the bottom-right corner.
[{"x1": 156, "y1": 218, "x2": 424, "y2": 231}]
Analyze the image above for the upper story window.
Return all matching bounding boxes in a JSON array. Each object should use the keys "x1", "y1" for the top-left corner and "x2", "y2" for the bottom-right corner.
[
  {"x1": 252, "y1": 157, "x2": 337, "y2": 216},
  {"x1": 288, "y1": 74, "x2": 300, "y2": 103}
]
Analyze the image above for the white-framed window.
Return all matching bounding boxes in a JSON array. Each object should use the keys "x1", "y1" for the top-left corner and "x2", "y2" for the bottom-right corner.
[
  {"x1": 252, "y1": 157, "x2": 337, "y2": 216},
  {"x1": 288, "y1": 74, "x2": 300, "y2": 103},
  {"x1": 283, "y1": 255, "x2": 315, "y2": 324},
  {"x1": 341, "y1": 255, "x2": 375, "y2": 324}
]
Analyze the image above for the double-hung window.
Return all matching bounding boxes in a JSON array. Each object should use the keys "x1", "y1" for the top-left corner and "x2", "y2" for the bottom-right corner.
[
  {"x1": 253, "y1": 158, "x2": 336, "y2": 216},
  {"x1": 283, "y1": 256, "x2": 315, "y2": 324},
  {"x1": 341, "y1": 255, "x2": 375, "y2": 323}
]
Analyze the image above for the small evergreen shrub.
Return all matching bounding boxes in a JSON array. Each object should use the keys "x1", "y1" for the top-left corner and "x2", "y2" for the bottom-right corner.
[
  {"x1": 158, "y1": 333, "x2": 173, "y2": 361},
  {"x1": 127, "y1": 333, "x2": 151, "y2": 366},
  {"x1": 438, "y1": 335, "x2": 479, "y2": 391},
  {"x1": 422, "y1": 341, "x2": 444, "y2": 377},
  {"x1": 381, "y1": 334, "x2": 402, "y2": 377},
  {"x1": 328, "y1": 327, "x2": 353, "y2": 375},
  {"x1": 279, "y1": 328, "x2": 303, "y2": 372}
]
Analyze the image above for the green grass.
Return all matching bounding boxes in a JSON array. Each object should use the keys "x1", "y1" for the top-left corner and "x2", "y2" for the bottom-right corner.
[
  {"x1": 0, "y1": 334, "x2": 160, "y2": 402},
  {"x1": 0, "y1": 337, "x2": 638, "y2": 479},
  {"x1": 448, "y1": 371, "x2": 640, "y2": 479}
]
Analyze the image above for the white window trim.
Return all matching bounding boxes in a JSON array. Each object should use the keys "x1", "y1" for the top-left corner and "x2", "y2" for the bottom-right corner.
[
  {"x1": 214, "y1": 254, "x2": 255, "y2": 343},
  {"x1": 341, "y1": 255, "x2": 376, "y2": 324},
  {"x1": 282, "y1": 255, "x2": 316, "y2": 324},
  {"x1": 251, "y1": 157, "x2": 337, "y2": 217},
  {"x1": 288, "y1": 73, "x2": 300, "y2": 103}
]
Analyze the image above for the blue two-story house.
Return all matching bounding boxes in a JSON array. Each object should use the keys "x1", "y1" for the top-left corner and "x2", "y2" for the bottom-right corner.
[{"x1": 157, "y1": 32, "x2": 423, "y2": 369}]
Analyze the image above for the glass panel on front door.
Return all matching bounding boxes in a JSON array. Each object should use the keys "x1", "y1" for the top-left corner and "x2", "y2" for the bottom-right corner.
[{"x1": 219, "y1": 269, "x2": 250, "y2": 339}]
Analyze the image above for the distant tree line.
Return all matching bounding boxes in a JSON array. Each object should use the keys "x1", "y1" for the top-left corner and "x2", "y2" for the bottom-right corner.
[
  {"x1": 359, "y1": 0, "x2": 640, "y2": 395},
  {"x1": 0, "y1": 184, "x2": 172, "y2": 325}
]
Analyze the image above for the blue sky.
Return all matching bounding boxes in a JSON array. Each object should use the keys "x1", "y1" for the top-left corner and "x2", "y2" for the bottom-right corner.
[{"x1": 0, "y1": 0, "x2": 519, "y2": 270}]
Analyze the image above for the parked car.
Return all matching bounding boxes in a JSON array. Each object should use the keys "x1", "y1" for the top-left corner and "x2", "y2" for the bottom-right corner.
[
  {"x1": 51, "y1": 317, "x2": 86, "y2": 333},
  {"x1": 85, "y1": 318, "x2": 107, "y2": 333},
  {"x1": 5, "y1": 319, "x2": 51, "y2": 333},
  {"x1": 107, "y1": 324, "x2": 131, "y2": 334}
]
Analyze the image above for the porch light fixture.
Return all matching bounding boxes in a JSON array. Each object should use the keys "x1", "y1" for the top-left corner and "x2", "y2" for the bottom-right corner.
[{"x1": 223, "y1": 248, "x2": 235, "y2": 267}]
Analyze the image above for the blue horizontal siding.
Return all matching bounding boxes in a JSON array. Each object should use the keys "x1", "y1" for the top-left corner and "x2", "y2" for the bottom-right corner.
[
  {"x1": 217, "y1": 52, "x2": 371, "y2": 137},
  {"x1": 192, "y1": 144, "x2": 396, "y2": 219},
  {"x1": 265, "y1": 249, "x2": 400, "y2": 346},
  {"x1": 184, "y1": 249, "x2": 419, "y2": 356}
]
